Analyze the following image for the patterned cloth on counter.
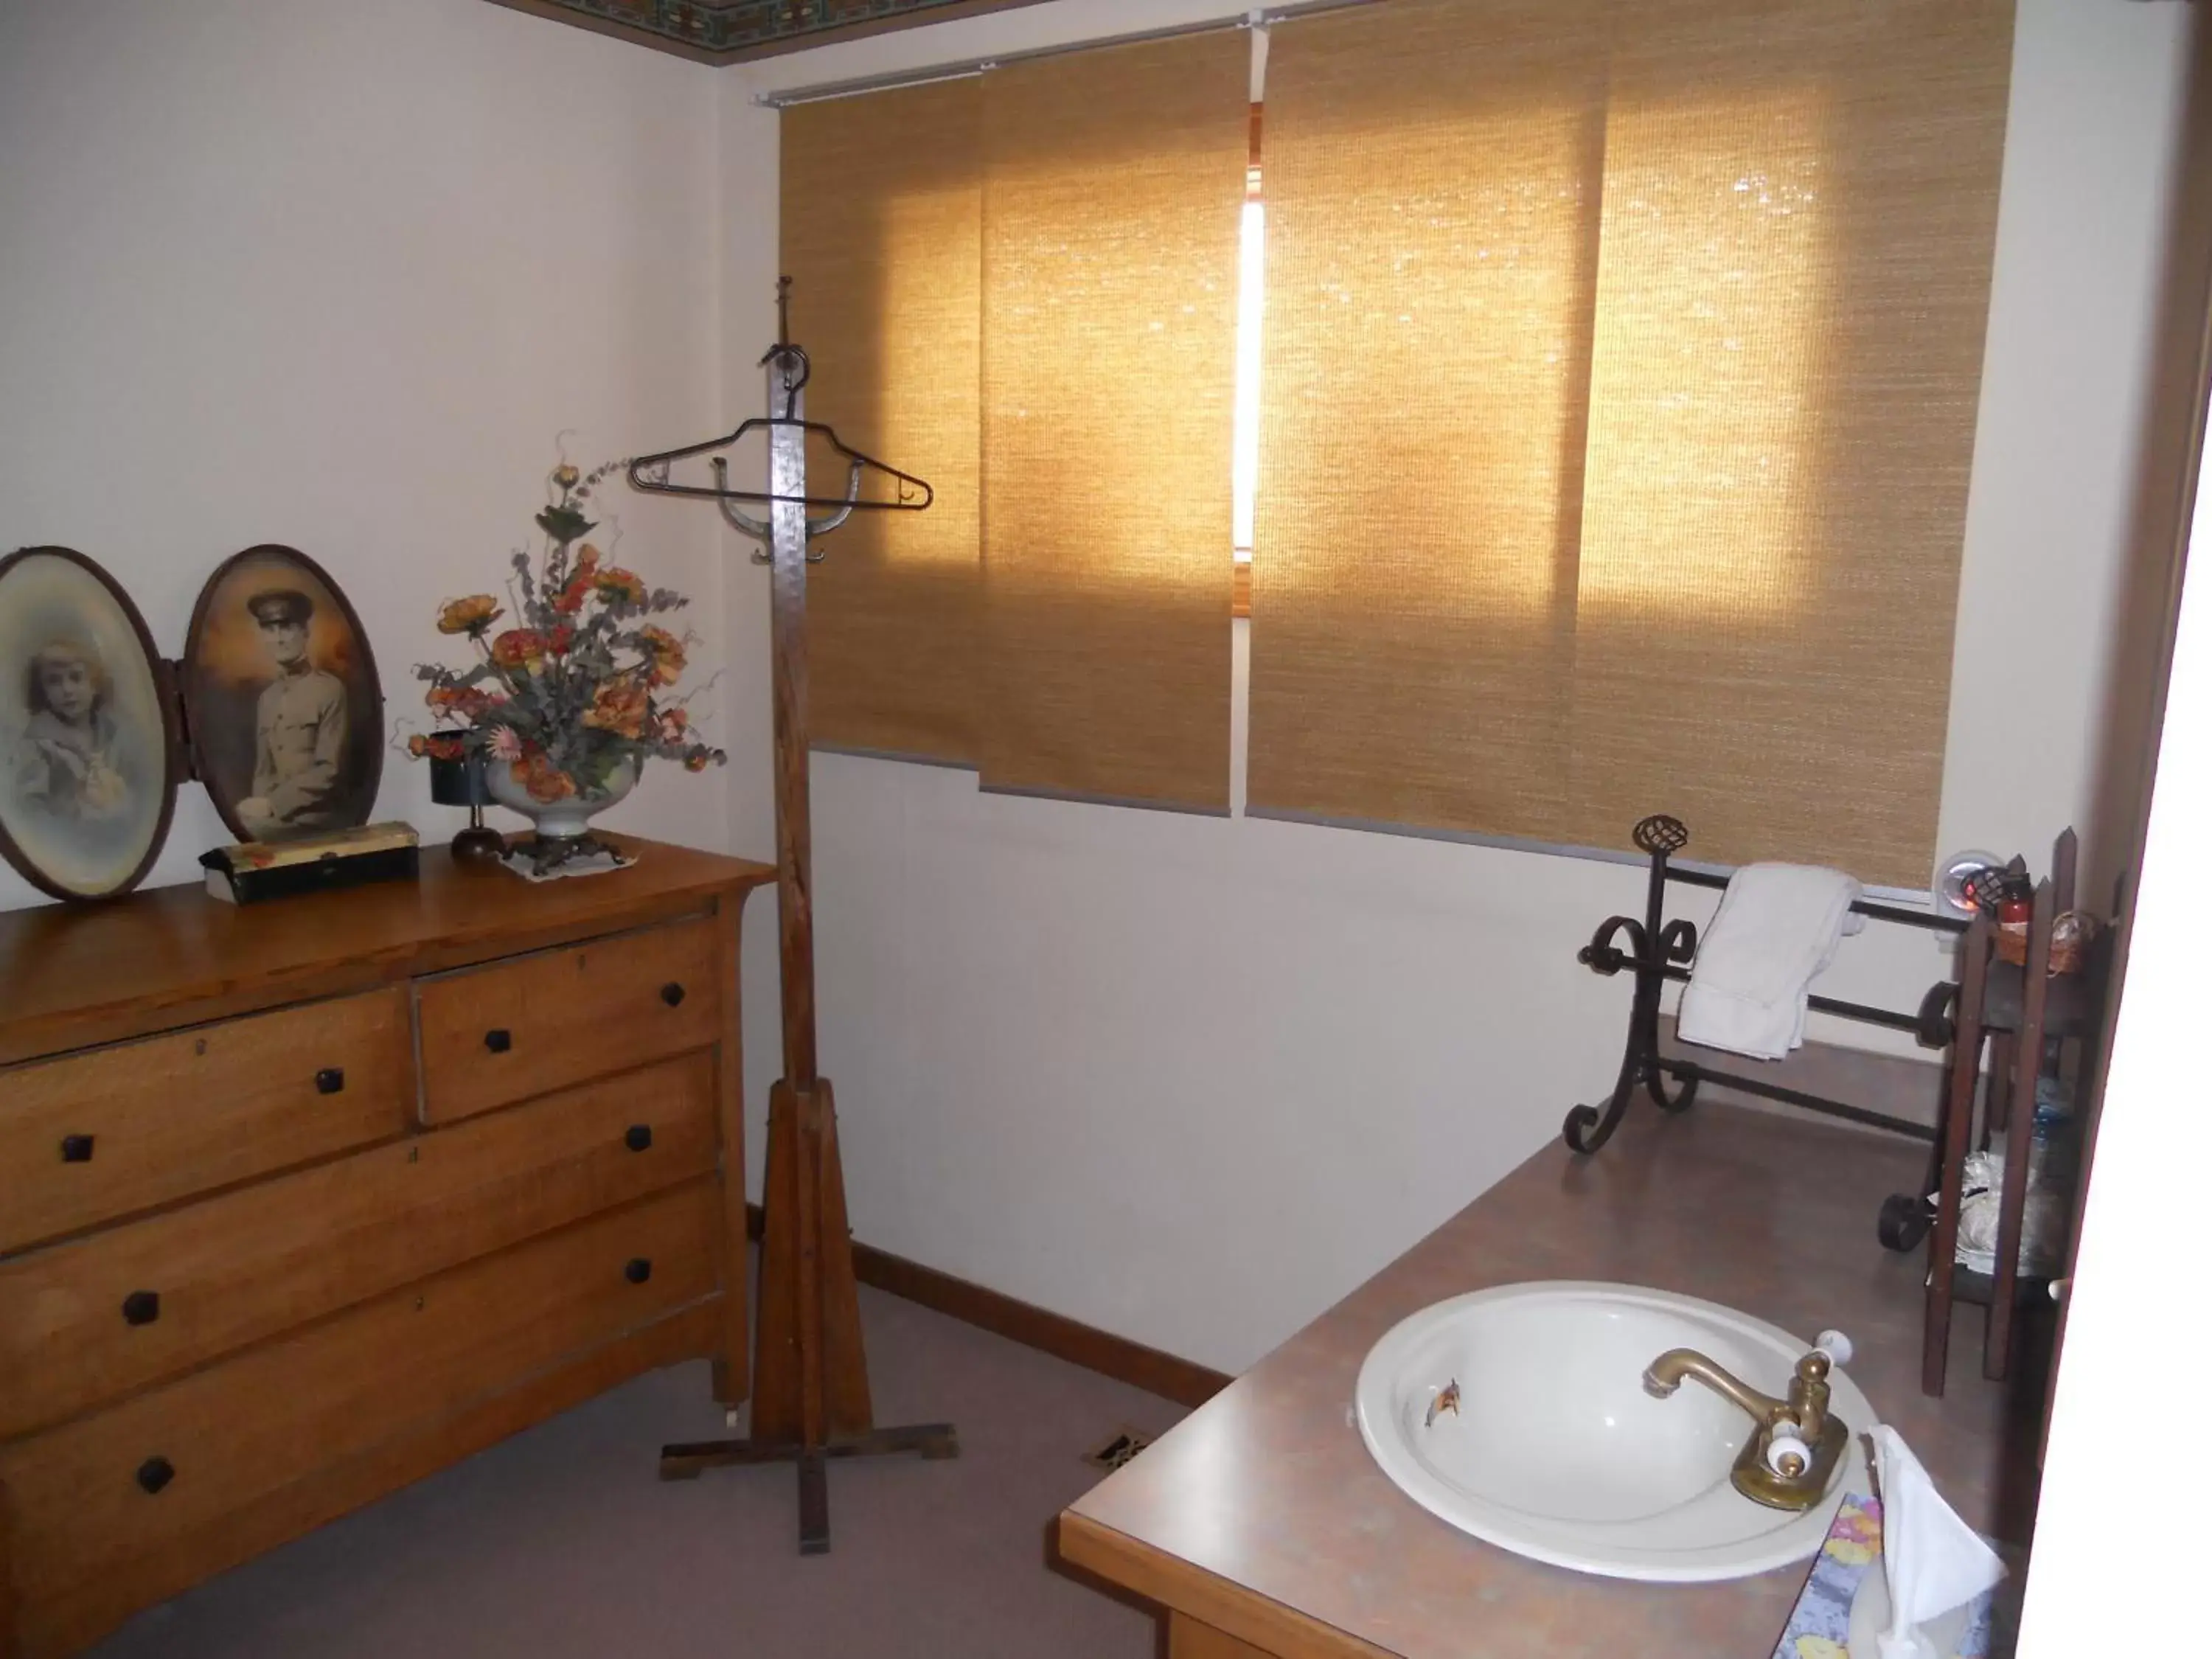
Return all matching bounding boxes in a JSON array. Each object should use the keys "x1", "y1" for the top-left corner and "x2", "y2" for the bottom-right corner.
[{"x1": 1772, "y1": 1494, "x2": 1999, "y2": 1659}]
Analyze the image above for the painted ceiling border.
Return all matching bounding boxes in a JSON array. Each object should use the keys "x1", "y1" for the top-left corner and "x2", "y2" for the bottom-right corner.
[{"x1": 483, "y1": 0, "x2": 1062, "y2": 66}]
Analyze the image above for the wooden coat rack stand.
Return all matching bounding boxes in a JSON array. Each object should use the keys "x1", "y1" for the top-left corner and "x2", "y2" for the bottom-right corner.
[{"x1": 630, "y1": 282, "x2": 954, "y2": 1555}]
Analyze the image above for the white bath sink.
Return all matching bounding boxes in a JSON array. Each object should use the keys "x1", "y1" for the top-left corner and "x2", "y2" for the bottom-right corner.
[{"x1": 1354, "y1": 1281, "x2": 1874, "y2": 1582}]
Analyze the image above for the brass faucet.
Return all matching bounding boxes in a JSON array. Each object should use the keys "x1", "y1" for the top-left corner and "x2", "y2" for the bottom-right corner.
[{"x1": 1641, "y1": 1346, "x2": 1848, "y2": 1512}]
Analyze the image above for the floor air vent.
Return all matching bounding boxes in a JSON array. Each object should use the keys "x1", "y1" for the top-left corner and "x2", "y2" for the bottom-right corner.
[{"x1": 1082, "y1": 1427, "x2": 1153, "y2": 1471}]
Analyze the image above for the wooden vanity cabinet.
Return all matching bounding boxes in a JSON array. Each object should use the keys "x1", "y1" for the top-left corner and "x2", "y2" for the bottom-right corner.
[{"x1": 0, "y1": 838, "x2": 773, "y2": 1659}]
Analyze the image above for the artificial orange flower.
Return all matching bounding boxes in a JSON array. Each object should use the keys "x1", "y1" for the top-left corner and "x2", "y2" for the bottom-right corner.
[
  {"x1": 437, "y1": 595, "x2": 503, "y2": 636},
  {"x1": 582, "y1": 678, "x2": 650, "y2": 740},
  {"x1": 406, "y1": 733, "x2": 430, "y2": 758},
  {"x1": 635, "y1": 625, "x2": 686, "y2": 686},
  {"x1": 514, "y1": 752, "x2": 576, "y2": 803},
  {"x1": 425, "y1": 684, "x2": 495, "y2": 720},
  {"x1": 490, "y1": 629, "x2": 546, "y2": 671},
  {"x1": 594, "y1": 566, "x2": 647, "y2": 606},
  {"x1": 552, "y1": 546, "x2": 602, "y2": 614},
  {"x1": 655, "y1": 706, "x2": 689, "y2": 745}
]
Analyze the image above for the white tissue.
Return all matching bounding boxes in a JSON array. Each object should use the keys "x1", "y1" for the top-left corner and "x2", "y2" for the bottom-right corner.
[{"x1": 1871, "y1": 1425, "x2": 2006, "y2": 1659}]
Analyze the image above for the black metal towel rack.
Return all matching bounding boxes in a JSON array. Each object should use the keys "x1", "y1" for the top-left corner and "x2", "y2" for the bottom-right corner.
[{"x1": 1565, "y1": 815, "x2": 1966, "y2": 1157}]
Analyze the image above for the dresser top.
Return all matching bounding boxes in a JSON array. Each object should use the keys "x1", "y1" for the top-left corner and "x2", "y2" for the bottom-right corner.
[{"x1": 0, "y1": 836, "x2": 775, "y2": 1065}]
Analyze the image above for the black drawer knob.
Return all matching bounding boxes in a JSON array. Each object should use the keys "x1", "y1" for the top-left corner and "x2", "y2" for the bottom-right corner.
[
  {"x1": 484, "y1": 1029, "x2": 513, "y2": 1054},
  {"x1": 660, "y1": 981, "x2": 686, "y2": 1009},
  {"x1": 315, "y1": 1067, "x2": 346, "y2": 1095},
  {"x1": 136, "y1": 1456, "x2": 175, "y2": 1495},
  {"x1": 122, "y1": 1290, "x2": 161, "y2": 1326},
  {"x1": 624, "y1": 1257, "x2": 653, "y2": 1285},
  {"x1": 624, "y1": 1124, "x2": 653, "y2": 1153},
  {"x1": 60, "y1": 1133, "x2": 96, "y2": 1164}
]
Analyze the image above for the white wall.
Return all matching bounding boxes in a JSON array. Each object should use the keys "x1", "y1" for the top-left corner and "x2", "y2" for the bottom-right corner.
[
  {"x1": 0, "y1": 0, "x2": 730, "y2": 909},
  {"x1": 719, "y1": 0, "x2": 2199, "y2": 1372}
]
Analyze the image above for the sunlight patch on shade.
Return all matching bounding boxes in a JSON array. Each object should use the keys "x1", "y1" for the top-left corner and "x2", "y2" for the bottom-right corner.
[
  {"x1": 1576, "y1": 87, "x2": 1831, "y2": 619},
  {"x1": 874, "y1": 183, "x2": 982, "y2": 568},
  {"x1": 1256, "y1": 101, "x2": 1606, "y2": 621}
]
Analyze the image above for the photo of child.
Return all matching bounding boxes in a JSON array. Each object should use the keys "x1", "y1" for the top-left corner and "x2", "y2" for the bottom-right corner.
[
  {"x1": 15, "y1": 639, "x2": 131, "y2": 823},
  {"x1": 0, "y1": 545, "x2": 177, "y2": 902}
]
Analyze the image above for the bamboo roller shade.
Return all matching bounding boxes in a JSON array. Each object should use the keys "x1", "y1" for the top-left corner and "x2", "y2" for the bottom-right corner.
[
  {"x1": 782, "y1": 78, "x2": 984, "y2": 765},
  {"x1": 1251, "y1": 0, "x2": 1612, "y2": 849},
  {"x1": 1251, "y1": 0, "x2": 2013, "y2": 886},
  {"x1": 977, "y1": 31, "x2": 1248, "y2": 811},
  {"x1": 779, "y1": 34, "x2": 1245, "y2": 807}
]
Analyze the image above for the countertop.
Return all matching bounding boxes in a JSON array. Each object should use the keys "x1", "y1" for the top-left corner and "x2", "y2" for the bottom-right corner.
[{"x1": 1059, "y1": 1102, "x2": 2041, "y2": 1659}]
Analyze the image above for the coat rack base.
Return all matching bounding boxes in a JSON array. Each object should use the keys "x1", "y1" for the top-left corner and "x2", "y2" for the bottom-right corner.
[
  {"x1": 658, "y1": 1425, "x2": 961, "y2": 1556},
  {"x1": 658, "y1": 1074, "x2": 960, "y2": 1555}
]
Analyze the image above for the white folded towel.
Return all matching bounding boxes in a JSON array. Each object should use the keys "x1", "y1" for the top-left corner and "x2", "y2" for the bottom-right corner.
[{"x1": 1675, "y1": 863, "x2": 1863, "y2": 1061}]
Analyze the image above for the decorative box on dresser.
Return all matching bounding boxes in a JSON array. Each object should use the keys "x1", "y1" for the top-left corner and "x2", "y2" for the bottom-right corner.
[{"x1": 0, "y1": 838, "x2": 774, "y2": 1659}]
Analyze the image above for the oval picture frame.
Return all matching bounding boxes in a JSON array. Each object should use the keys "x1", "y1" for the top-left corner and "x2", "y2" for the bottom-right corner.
[
  {"x1": 181, "y1": 545, "x2": 386, "y2": 845},
  {"x1": 0, "y1": 546, "x2": 182, "y2": 901}
]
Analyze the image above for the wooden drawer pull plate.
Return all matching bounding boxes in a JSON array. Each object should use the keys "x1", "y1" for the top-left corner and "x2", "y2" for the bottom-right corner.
[
  {"x1": 136, "y1": 1456, "x2": 175, "y2": 1495},
  {"x1": 121, "y1": 1290, "x2": 161, "y2": 1327}
]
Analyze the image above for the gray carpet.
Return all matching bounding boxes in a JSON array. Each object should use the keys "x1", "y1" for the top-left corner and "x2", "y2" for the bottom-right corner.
[{"x1": 89, "y1": 1281, "x2": 1185, "y2": 1658}]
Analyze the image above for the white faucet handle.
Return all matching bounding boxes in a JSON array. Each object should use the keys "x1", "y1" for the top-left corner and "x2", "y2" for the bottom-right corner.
[
  {"x1": 1815, "y1": 1329, "x2": 1854, "y2": 1367},
  {"x1": 1765, "y1": 1430, "x2": 1813, "y2": 1479}
]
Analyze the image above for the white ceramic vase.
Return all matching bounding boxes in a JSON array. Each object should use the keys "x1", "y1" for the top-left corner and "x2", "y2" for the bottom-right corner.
[{"x1": 482, "y1": 754, "x2": 639, "y2": 845}]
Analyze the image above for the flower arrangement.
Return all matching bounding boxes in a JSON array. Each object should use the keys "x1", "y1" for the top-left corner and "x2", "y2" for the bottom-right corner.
[{"x1": 411, "y1": 459, "x2": 725, "y2": 806}]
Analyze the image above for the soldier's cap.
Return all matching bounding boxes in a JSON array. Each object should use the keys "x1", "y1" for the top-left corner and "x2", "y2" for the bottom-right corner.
[{"x1": 246, "y1": 589, "x2": 314, "y2": 627}]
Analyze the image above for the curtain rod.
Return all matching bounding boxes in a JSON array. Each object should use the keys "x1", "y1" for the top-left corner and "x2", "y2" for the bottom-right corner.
[{"x1": 754, "y1": 0, "x2": 1375, "y2": 108}]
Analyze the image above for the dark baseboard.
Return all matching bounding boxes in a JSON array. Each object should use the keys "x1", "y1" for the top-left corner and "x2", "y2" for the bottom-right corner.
[{"x1": 745, "y1": 1204, "x2": 1231, "y2": 1409}]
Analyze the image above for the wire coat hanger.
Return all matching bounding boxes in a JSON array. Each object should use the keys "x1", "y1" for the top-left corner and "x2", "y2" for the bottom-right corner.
[{"x1": 625, "y1": 278, "x2": 934, "y2": 516}]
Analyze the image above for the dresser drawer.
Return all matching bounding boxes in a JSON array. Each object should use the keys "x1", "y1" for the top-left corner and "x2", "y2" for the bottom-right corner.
[
  {"x1": 0, "y1": 1050, "x2": 720, "y2": 1440},
  {"x1": 0, "y1": 989, "x2": 411, "y2": 1253},
  {"x1": 414, "y1": 917, "x2": 723, "y2": 1124},
  {"x1": 1, "y1": 1180, "x2": 720, "y2": 1601}
]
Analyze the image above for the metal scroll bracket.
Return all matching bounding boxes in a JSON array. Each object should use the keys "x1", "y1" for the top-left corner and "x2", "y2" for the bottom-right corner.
[{"x1": 1564, "y1": 815, "x2": 1703, "y2": 1155}]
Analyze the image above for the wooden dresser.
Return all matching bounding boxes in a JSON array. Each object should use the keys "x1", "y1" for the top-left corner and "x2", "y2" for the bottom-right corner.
[{"x1": 0, "y1": 838, "x2": 773, "y2": 1658}]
